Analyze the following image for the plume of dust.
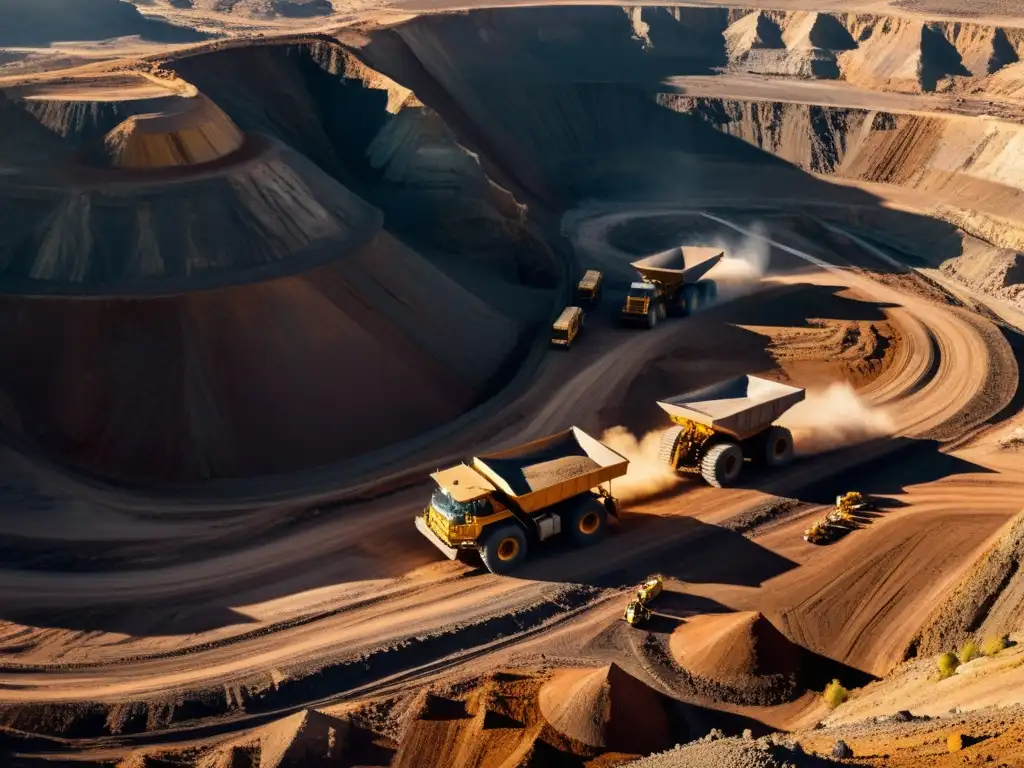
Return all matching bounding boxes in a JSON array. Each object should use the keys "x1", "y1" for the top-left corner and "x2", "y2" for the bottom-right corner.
[
  {"x1": 600, "y1": 425, "x2": 681, "y2": 504},
  {"x1": 777, "y1": 382, "x2": 894, "y2": 456},
  {"x1": 706, "y1": 222, "x2": 771, "y2": 283}
]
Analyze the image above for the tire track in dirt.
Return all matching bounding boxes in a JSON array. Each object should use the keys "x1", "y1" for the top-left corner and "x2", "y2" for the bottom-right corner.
[{"x1": 0, "y1": 204, "x2": 1018, "y2": 748}]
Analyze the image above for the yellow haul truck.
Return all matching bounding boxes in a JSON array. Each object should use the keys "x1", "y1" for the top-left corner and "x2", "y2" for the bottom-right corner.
[
  {"x1": 620, "y1": 246, "x2": 724, "y2": 329},
  {"x1": 551, "y1": 306, "x2": 585, "y2": 349},
  {"x1": 575, "y1": 269, "x2": 604, "y2": 307},
  {"x1": 416, "y1": 427, "x2": 629, "y2": 574},
  {"x1": 657, "y1": 375, "x2": 805, "y2": 487}
]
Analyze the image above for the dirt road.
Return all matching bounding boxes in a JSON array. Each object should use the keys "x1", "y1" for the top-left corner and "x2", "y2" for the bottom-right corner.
[{"x1": 0, "y1": 200, "x2": 1020, "y2": 762}]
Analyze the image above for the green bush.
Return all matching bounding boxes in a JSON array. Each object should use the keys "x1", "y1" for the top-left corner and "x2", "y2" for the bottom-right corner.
[
  {"x1": 959, "y1": 641, "x2": 980, "y2": 664},
  {"x1": 937, "y1": 652, "x2": 960, "y2": 679},
  {"x1": 982, "y1": 635, "x2": 1010, "y2": 656},
  {"x1": 823, "y1": 679, "x2": 849, "y2": 709}
]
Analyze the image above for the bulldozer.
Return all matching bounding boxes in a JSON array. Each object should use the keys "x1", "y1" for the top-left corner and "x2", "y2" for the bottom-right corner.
[
  {"x1": 623, "y1": 574, "x2": 664, "y2": 626},
  {"x1": 803, "y1": 492, "x2": 872, "y2": 544}
]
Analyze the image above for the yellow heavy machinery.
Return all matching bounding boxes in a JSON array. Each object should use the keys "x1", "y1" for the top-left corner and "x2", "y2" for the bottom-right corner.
[
  {"x1": 620, "y1": 246, "x2": 723, "y2": 329},
  {"x1": 416, "y1": 427, "x2": 629, "y2": 574},
  {"x1": 550, "y1": 306, "x2": 585, "y2": 349},
  {"x1": 624, "y1": 574, "x2": 664, "y2": 626},
  {"x1": 575, "y1": 269, "x2": 604, "y2": 307},
  {"x1": 657, "y1": 375, "x2": 805, "y2": 488},
  {"x1": 624, "y1": 599, "x2": 651, "y2": 626},
  {"x1": 804, "y1": 492, "x2": 872, "y2": 544}
]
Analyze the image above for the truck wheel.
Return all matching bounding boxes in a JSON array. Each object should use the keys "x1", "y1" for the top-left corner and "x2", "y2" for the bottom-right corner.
[
  {"x1": 568, "y1": 498, "x2": 608, "y2": 546},
  {"x1": 700, "y1": 442, "x2": 744, "y2": 488},
  {"x1": 658, "y1": 426, "x2": 683, "y2": 468},
  {"x1": 657, "y1": 302, "x2": 667, "y2": 321},
  {"x1": 762, "y1": 426, "x2": 794, "y2": 468},
  {"x1": 647, "y1": 308, "x2": 658, "y2": 328},
  {"x1": 479, "y1": 524, "x2": 528, "y2": 574},
  {"x1": 681, "y1": 284, "x2": 699, "y2": 316}
]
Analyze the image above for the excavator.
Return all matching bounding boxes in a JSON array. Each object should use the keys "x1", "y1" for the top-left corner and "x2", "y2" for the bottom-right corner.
[{"x1": 623, "y1": 574, "x2": 664, "y2": 626}]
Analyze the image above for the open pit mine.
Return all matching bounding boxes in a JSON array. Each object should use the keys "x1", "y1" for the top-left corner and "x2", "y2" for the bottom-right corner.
[{"x1": 1, "y1": 1, "x2": 1024, "y2": 766}]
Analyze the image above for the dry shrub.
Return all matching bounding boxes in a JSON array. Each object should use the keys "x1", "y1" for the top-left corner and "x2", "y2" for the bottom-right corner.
[
  {"x1": 937, "y1": 652, "x2": 960, "y2": 679},
  {"x1": 823, "y1": 679, "x2": 849, "y2": 709},
  {"x1": 982, "y1": 635, "x2": 1010, "y2": 656},
  {"x1": 958, "y1": 641, "x2": 980, "y2": 664}
]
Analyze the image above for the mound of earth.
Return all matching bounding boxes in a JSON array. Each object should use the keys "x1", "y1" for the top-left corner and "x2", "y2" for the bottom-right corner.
[
  {"x1": 0, "y1": 134, "x2": 381, "y2": 293},
  {"x1": 670, "y1": 612, "x2": 801, "y2": 686},
  {"x1": 627, "y1": 734, "x2": 841, "y2": 768},
  {"x1": 538, "y1": 663, "x2": 671, "y2": 754},
  {"x1": 0, "y1": 227, "x2": 521, "y2": 481},
  {"x1": 0, "y1": 0, "x2": 208, "y2": 47},
  {"x1": 193, "y1": 708, "x2": 393, "y2": 767},
  {"x1": 103, "y1": 93, "x2": 245, "y2": 169}
]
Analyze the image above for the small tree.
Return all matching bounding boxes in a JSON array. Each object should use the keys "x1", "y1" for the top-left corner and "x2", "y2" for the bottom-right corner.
[
  {"x1": 982, "y1": 635, "x2": 1010, "y2": 656},
  {"x1": 958, "y1": 640, "x2": 980, "y2": 664},
  {"x1": 937, "y1": 652, "x2": 960, "y2": 679},
  {"x1": 823, "y1": 679, "x2": 849, "y2": 709}
]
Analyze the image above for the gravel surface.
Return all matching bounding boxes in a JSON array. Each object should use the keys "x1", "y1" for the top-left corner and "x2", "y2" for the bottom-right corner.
[{"x1": 625, "y1": 734, "x2": 849, "y2": 768}]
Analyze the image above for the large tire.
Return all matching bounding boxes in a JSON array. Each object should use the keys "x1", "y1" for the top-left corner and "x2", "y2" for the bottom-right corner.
[
  {"x1": 680, "y1": 284, "x2": 699, "y2": 316},
  {"x1": 658, "y1": 426, "x2": 683, "y2": 468},
  {"x1": 567, "y1": 497, "x2": 608, "y2": 546},
  {"x1": 762, "y1": 426, "x2": 795, "y2": 468},
  {"x1": 656, "y1": 301, "x2": 667, "y2": 321},
  {"x1": 479, "y1": 524, "x2": 528, "y2": 574},
  {"x1": 646, "y1": 308, "x2": 658, "y2": 328},
  {"x1": 700, "y1": 442, "x2": 744, "y2": 488}
]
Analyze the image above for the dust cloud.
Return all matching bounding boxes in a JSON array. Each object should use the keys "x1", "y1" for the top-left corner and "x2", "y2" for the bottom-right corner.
[
  {"x1": 707, "y1": 222, "x2": 771, "y2": 283},
  {"x1": 778, "y1": 382, "x2": 894, "y2": 455},
  {"x1": 600, "y1": 426, "x2": 680, "y2": 503}
]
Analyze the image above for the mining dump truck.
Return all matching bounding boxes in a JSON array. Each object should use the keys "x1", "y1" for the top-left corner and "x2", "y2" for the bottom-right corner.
[
  {"x1": 620, "y1": 246, "x2": 724, "y2": 328},
  {"x1": 657, "y1": 375, "x2": 805, "y2": 487},
  {"x1": 551, "y1": 306, "x2": 584, "y2": 349},
  {"x1": 575, "y1": 269, "x2": 604, "y2": 307},
  {"x1": 416, "y1": 427, "x2": 629, "y2": 574}
]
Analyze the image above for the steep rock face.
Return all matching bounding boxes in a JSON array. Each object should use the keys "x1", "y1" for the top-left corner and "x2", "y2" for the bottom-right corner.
[
  {"x1": 164, "y1": 40, "x2": 561, "y2": 291},
  {"x1": 912, "y1": 510, "x2": 1024, "y2": 657},
  {"x1": 0, "y1": 0, "x2": 207, "y2": 46},
  {"x1": 0, "y1": 37, "x2": 559, "y2": 481}
]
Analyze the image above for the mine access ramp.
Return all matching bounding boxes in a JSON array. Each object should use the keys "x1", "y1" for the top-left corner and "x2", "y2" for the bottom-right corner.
[
  {"x1": 417, "y1": 427, "x2": 629, "y2": 574},
  {"x1": 657, "y1": 375, "x2": 805, "y2": 487},
  {"x1": 620, "y1": 246, "x2": 724, "y2": 328}
]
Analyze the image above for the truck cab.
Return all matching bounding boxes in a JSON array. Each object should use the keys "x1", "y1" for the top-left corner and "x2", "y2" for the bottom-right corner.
[
  {"x1": 415, "y1": 427, "x2": 629, "y2": 574},
  {"x1": 621, "y1": 282, "x2": 660, "y2": 327}
]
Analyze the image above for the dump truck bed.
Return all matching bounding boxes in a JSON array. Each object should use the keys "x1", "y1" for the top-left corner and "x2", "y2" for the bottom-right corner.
[
  {"x1": 578, "y1": 270, "x2": 602, "y2": 290},
  {"x1": 631, "y1": 246, "x2": 724, "y2": 288},
  {"x1": 472, "y1": 427, "x2": 629, "y2": 513},
  {"x1": 657, "y1": 375, "x2": 805, "y2": 440}
]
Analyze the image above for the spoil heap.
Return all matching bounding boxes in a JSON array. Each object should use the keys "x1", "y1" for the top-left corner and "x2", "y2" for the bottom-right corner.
[
  {"x1": 538, "y1": 663, "x2": 671, "y2": 754},
  {"x1": 103, "y1": 93, "x2": 245, "y2": 169},
  {"x1": 670, "y1": 612, "x2": 801, "y2": 686}
]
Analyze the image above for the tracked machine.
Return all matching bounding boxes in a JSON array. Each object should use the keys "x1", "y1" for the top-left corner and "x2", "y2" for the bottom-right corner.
[
  {"x1": 416, "y1": 428, "x2": 629, "y2": 574},
  {"x1": 624, "y1": 574, "x2": 664, "y2": 627},
  {"x1": 657, "y1": 375, "x2": 805, "y2": 487},
  {"x1": 804, "y1": 492, "x2": 873, "y2": 544},
  {"x1": 620, "y1": 246, "x2": 723, "y2": 329}
]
